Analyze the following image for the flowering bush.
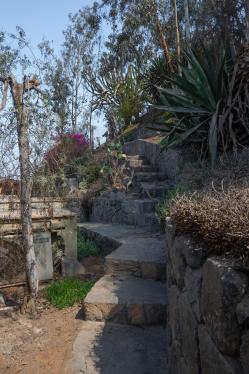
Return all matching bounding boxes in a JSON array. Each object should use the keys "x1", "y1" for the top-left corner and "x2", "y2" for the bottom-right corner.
[
  {"x1": 65, "y1": 133, "x2": 89, "y2": 148},
  {"x1": 45, "y1": 133, "x2": 89, "y2": 173}
]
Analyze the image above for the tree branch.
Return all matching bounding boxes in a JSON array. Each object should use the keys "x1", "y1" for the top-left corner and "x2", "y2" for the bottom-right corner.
[{"x1": 0, "y1": 79, "x2": 9, "y2": 112}]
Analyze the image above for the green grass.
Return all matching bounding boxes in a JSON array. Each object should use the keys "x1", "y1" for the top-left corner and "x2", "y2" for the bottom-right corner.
[
  {"x1": 77, "y1": 231, "x2": 102, "y2": 260},
  {"x1": 45, "y1": 278, "x2": 94, "y2": 309}
]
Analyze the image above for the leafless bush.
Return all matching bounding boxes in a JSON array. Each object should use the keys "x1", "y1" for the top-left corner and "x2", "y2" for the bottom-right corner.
[{"x1": 168, "y1": 148, "x2": 249, "y2": 257}]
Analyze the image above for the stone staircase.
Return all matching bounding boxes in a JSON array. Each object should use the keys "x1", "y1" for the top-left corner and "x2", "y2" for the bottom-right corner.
[
  {"x1": 91, "y1": 153, "x2": 169, "y2": 232},
  {"x1": 80, "y1": 223, "x2": 166, "y2": 326},
  {"x1": 64, "y1": 142, "x2": 168, "y2": 373}
]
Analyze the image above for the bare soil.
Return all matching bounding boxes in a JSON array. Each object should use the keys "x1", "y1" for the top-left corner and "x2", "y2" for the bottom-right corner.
[{"x1": 0, "y1": 296, "x2": 82, "y2": 374}]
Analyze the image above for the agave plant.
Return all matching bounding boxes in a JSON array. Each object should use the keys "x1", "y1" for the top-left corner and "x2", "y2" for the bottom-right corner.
[
  {"x1": 143, "y1": 55, "x2": 175, "y2": 102},
  {"x1": 154, "y1": 48, "x2": 249, "y2": 166}
]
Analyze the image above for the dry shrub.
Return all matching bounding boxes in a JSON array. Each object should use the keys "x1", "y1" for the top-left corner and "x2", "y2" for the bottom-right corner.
[
  {"x1": 169, "y1": 148, "x2": 249, "y2": 257},
  {"x1": 170, "y1": 188, "x2": 249, "y2": 257},
  {"x1": 0, "y1": 239, "x2": 26, "y2": 283}
]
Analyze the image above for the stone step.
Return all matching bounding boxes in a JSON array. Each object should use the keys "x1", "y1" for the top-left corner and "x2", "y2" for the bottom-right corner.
[
  {"x1": 140, "y1": 182, "x2": 168, "y2": 198},
  {"x1": 127, "y1": 159, "x2": 150, "y2": 168},
  {"x1": 105, "y1": 235, "x2": 166, "y2": 281},
  {"x1": 131, "y1": 165, "x2": 157, "y2": 173},
  {"x1": 64, "y1": 321, "x2": 167, "y2": 374},
  {"x1": 83, "y1": 275, "x2": 166, "y2": 325},
  {"x1": 135, "y1": 172, "x2": 165, "y2": 183},
  {"x1": 126, "y1": 155, "x2": 146, "y2": 161}
]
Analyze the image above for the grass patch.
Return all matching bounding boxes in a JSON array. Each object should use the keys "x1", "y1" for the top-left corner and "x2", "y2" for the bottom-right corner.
[
  {"x1": 45, "y1": 278, "x2": 94, "y2": 309},
  {"x1": 77, "y1": 230, "x2": 102, "y2": 260}
]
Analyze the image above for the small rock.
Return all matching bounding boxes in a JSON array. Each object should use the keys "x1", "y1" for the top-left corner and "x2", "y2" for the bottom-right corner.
[{"x1": 33, "y1": 327, "x2": 43, "y2": 335}]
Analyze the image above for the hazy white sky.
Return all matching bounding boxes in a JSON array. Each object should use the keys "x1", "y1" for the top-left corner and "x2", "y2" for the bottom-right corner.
[
  {"x1": 0, "y1": 1, "x2": 108, "y2": 140},
  {"x1": 0, "y1": 1, "x2": 95, "y2": 51}
]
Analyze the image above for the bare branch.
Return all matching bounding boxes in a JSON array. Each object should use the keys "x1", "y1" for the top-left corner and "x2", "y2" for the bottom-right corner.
[{"x1": 0, "y1": 80, "x2": 9, "y2": 112}]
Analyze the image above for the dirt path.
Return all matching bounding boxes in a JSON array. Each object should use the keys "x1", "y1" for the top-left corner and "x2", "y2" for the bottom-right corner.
[{"x1": 0, "y1": 298, "x2": 82, "y2": 374}]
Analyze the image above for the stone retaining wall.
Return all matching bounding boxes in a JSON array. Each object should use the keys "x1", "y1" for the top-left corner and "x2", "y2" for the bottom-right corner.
[{"x1": 166, "y1": 217, "x2": 249, "y2": 374}]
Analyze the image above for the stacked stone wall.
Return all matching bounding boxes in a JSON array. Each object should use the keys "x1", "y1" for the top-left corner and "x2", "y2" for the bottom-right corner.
[{"x1": 166, "y1": 217, "x2": 249, "y2": 374}]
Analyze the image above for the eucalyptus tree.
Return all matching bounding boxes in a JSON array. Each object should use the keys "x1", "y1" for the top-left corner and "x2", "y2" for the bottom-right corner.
[
  {"x1": 38, "y1": 41, "x2": 71, "y2": 135},
  {"x1": 62, "y1": 4, "x2": 101, "y2": 132}
]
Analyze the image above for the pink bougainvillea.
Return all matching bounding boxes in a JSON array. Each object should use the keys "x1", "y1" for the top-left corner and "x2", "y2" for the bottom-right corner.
[
  {"x1": 66, "y1": 133, "x2": 89, "y2": 146},
  {"x1": 45, "y1": 133, "x2": 89, "y2": 171}
]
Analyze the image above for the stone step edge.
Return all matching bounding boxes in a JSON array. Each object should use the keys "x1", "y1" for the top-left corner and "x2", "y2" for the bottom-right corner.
[
  {"x1": 82, "y1": 274, "x2": 166, "y2": 325},
  {"x1": 105, "y1": 257, "x2": 166, "y2": 281}
]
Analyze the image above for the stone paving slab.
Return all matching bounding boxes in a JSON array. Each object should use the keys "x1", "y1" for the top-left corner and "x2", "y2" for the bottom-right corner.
[
  {"x1": 78, "y1": 223, "x2": 166, "y2": 279},
  {"x1": 83, "y1": 275, "x2": 166, "y2": 325},
  {"x1": 64, "y1": 321, "x2": 167, "y2": 374},
  {"x1": 78, "y1": 222, "x2": 147, "y2": 240},
  {"x1": 78, "y1": 223, "x2": 165, "y2": 264}
]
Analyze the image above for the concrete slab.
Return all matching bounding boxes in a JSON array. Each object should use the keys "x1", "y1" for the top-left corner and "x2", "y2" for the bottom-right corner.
[
  {"x1": 64, "y1": 321, "x2": 167, "y2": 374},
  {"x1": 34, "y1": 231, "x2": 53, "y2": 281}
]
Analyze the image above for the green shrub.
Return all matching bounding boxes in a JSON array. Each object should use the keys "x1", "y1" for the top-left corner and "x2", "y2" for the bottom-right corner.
[
  {"x1": 77, "y1": 162, "x2": 101, "y2": 188},
  {"x1": 77, "y1": 231, "x2": 101, "y2": 260},
  {"x1": 45, "y1": 278, "x2": 94, "y2": 309},
  {"x1": 85, "y1": 164, "x2": 101, "y2": 185}
]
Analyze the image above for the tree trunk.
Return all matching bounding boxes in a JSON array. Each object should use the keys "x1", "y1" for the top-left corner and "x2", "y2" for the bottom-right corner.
[
  {"x1": 10, "y1": 79, "x2": 39, "y2": 300},
  {"x1": 173, "y1": 0, "x2": 181, "y2": 64},
  {"x1": 156, "y1": 20, "x2": 174, "y2": 72},
  {"x1": 245, "y1": 0, "x2": 249, "y2": 42},
  {"x1": 184, "y1": 0, "x2": 191, "y2": 46}
]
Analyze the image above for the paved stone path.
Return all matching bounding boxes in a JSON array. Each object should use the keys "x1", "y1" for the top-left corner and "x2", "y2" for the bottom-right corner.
[
  {"x1": 64, "y1": 321, "x2": 167, "y2": 374},
  {"x1": 64, "y1": 152, "x2": 168, "y2": 373}
]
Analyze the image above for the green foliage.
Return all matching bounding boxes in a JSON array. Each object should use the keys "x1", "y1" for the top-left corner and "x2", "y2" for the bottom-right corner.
[
  {"x1": 122, "y1": 123, "x2": 139, "y2": 141},
  {"x1": 85, "y1": 65, "x2": 146, "y2": 131},
  {"x1": 143, "y1": 55, "x2": 174, "y2": 102},
  {"x1": 77, "y1": 162, "x2": 101, "y2": 188},
  {"x1": 154, "y1": 48, "x2": 233, "y2": 166},
  {"x1": 101, "y1": 141, "x2": 129, "y2": 187},
  {"x1": 46, "y1": 278, "x2": 94, "y2": 309},
  {"x1": 116, "y1": 65, "x2": 146, "y2": 125},
  {"x1": 77, "y1": 231, "x2": 101, "y2": 260}
]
